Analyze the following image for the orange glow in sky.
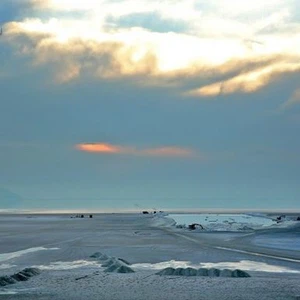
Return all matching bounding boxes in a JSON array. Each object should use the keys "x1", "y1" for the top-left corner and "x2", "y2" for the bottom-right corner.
[
  {"x1": 76, "y1": 143, "x2": 195, "y2": 158},
  {"x1": 75, "y1": 143, "x2": 121, "y2": 154}
]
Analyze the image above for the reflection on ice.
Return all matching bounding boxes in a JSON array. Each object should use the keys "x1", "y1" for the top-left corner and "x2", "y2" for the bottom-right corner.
[
  {"x1": 0, "y1": 288, "x2": 37, "y2": 295},
  {"x1": 0, "y1": 289, "x2": 18, "y2": 295},
  {"x1": 132, "y1": 260, "x2": 196, "y2": 270},
  {"x1": 132, "y1": 260, "x2": 300, "y2": 273},
  {"x1": 34, "y1": 260, "x2": 100, "y2": 270},
  {"x1": 0, "y1": 247, "x2": 59, "y2": 263},
  {"x1": 0, "y1": 264, "x2": 16, "y2": 270},
  {"x1": 254, "y1": 235, "x2": 300, "y2": 251}
]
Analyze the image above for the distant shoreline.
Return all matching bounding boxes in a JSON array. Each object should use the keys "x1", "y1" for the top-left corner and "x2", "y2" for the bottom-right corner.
[{"x1": 1, "y1": 208, "x2": 300, "y2": 215}]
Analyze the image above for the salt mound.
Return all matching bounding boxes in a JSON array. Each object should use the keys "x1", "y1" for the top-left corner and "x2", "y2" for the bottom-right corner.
[
  {"x1": 219, "y1": 269, "x2": 233, "y2": 277},
  {"x1": 183, "y1": 267, "x2": 197, "y2": 276},
  {"x1": 104, "y1": 261, "x2": 134, "y2": 273},
  {"x1": 90, "y1": 252, "x2": 134, "y2": 273},
  {"x1": 197, "y1": 268, "x2": 209, "y2": 276},
  {"x1": 157, "y1": 267, "x2": 197, "y2": 277},
  {"x1": 21, "y1": 268, "x2": 41, "y2": 276},
  {"x1": 11, "y1": 272, "x2": 29, "y2": 282},
  {"x1": 118, "y1": 258, "x2": 131, "y2": 265},
  {"x1": 0, "y1": 276, "x2": 16, "y2": 286},
  {"x1": 231, "y1": 269, "x2": 251, "y2": 278},
  {"x1": 156, "y1": 267, "x2": 250, "y2": 278},
  {"x1": 104, "y1": 263, "x2": 121, "y2": 272},
  {"x1": 173, "y1": 268, "x2": 185, "y2": 276},
  {"x1": 156, "y1": 267, "x2": 175, "y2": 275},
  {"x1": 90, "y1": 252, "x2": 110, "y2": 261},
  {"x1": 101, "y1": 257, "x2": 119, "y2": 268},
  {"x1": 114, "y1": 265, "x2": 135, "y2": 274},
  {"x1": 0, "y1": 268, "x2": 41, "y2": 287},
  {"x1": 208, "y1": 268, "x2": 220, "y2": 277}
]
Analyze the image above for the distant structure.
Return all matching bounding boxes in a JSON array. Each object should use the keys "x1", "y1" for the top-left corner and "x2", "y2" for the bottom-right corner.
[
  {"x1": 276, "y1": 215, "x2": 286, "y2": 223},
  {"x1": 0, "y1": 28, "x2": 2, "y2": 35},
  {"x1": 188, "y1": 223, "x2": 204, "y2": 230}
]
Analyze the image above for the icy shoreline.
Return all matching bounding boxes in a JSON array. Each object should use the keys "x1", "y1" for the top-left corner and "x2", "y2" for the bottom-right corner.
[{"x1": 167, "y1": 213, "x2": 299, "y2": 231}]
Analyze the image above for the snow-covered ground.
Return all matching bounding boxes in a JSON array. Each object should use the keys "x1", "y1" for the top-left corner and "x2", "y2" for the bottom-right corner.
[
  {"x1": 168, "y1": 213, "x2": 295, "y2": 231},
  {"x1": 0, "y1": 213, "x2": 299, "y2": 299},
  {"x1": 165, "y1": 213, "x2": 300, "y2": 253}
]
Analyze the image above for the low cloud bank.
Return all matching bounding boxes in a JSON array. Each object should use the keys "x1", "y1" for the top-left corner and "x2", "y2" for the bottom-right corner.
[{"x1": 76, "y1": 143, "x2": 197, "y2": 158}]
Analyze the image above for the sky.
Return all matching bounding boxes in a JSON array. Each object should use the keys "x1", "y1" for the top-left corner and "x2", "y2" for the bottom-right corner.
[{"x1": 0, "y1": 0, "x2": 300, "y2": 211}]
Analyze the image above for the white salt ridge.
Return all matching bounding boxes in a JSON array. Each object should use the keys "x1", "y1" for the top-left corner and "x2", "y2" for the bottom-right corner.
[
  {"x1": 0, "y1": 247, "x2": 59, "y2": 263},
  {"x1": 132, "y1": 260, "x2": 300, "y2": 274},
  {"x1": 201, "y1": 261, "x2": 300, "y2": 273},
  {"x1": 34, "y1": 260, "x2": 100, "y2": 270},
  {"x1": 0, "y1": 264, "x2": 16, "y2": 270},
  {"x1": 0, "y1": 288, "x2": 37, "y2": 295},
  {"x1": 0, "y1": 289, "x2": 18, "y2": 295}
]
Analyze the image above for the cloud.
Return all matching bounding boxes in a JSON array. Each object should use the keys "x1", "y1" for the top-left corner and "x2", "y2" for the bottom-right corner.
[
  {"x1": 5, "y1": 20, "x2": 160, "y2": 82},
  {"x1": 140, "y1": 146, "x2": 195, "y2": 157},
  {"x1": 75, "y1": 143, "x2": 196, "y2": 158},
  {"x1": 3, "y1": 0, "x2": 300, "y2": 96},
  {"x1": 76, "y1": 143, "x2": 126, "y2": 154},
  {"x1": 280, "y1": 88, "x2": 300, "y2": 110},
  {"x1": 187, "y1": 59, "x2": 300, "y2": 97}
]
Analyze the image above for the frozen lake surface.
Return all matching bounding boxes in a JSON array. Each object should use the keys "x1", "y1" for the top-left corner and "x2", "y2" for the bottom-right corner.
[
  {"x1": 168, "y1": 213, "x2": 300, "y2": 252},
  {"x1": 253, "y1": 232, "x2": 300, "y2": 251},
  {"x1": 0, "y1": 213, "x2": 299, "y2": 299}
]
